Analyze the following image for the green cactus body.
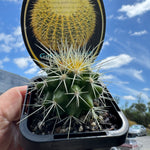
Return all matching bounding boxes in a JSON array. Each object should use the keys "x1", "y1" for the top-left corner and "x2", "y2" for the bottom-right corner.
[
  {"x1": 29, "y1": 44, "x2": 105, "y2": 136},
  {"x1": 36, "y1": 70, "x2": 102, "y2": 113},
  {"x1": 34, "y1": 56, "x2": 103, "y2": 120}
]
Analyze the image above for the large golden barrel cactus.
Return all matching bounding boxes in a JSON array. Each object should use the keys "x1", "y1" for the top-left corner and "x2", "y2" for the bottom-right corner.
[{"x1": 31, "y1": 0, "x2": 96, "y2": 51}]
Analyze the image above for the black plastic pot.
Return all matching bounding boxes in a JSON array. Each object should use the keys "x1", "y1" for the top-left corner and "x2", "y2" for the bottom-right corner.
[{"x1": 19, "y1": 78, "x2": 128, "y2": 150}]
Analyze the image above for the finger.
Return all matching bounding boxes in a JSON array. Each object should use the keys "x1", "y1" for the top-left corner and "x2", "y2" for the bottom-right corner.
[{"x1": 0, "y1": 86, "x2": 27, "y2": 122}]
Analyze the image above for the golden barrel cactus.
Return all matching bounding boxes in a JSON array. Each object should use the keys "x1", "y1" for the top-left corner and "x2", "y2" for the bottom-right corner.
[{"x1": 31, "y1": 0, "x2": 96, "y2": 51}]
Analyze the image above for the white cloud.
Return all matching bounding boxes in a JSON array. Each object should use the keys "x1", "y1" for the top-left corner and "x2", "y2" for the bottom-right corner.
[
  {"x1": 114, "y1": 28, "x2": 126, "y2": 34},
  {"x1": 143, "y1": 88, "x2": 150, "y2": 91},
  {"x1": 133, "y1": 70, "x2": 144, "y2": 82},
  {"x1": 14, "y1": 57, "x2": 32, "y2": 69},
  {"x1": 0, "y1": 26, "x2": 24, "y2": 53},
  {"x1": 103, "y1": 37, "x2": 116, "y2": 48},
  {"x1": 123, "y1": 95, "x2": 136, "y2": 101},
  {"x1": 3, "y1": 57, "x2": 10, "y2": 62},
  {"x1": 115, "y1": 68, "x2": 144, "y2": 82},
  {"x1": 130, "y1": 30, "x2": 148, "y2": 36},
  {"x1": 25, "y1": 67, "x2": 38, "y2": 74},
  {"x1": 100, "y1": 74, "x2": 115, "y2": 80},
  {"x1": 99, "y1": 73, "x2": 129, "y2": 88},
  {"x1": 97, "y1": 54, "x2": 134, "y2": 70},
  {"x1": 111, "y1": 78, "x2": 150, "y2": 102},
  {"x1": 119, "y1": 0, "x2": 150, "y2": 18},
  {"x1": 25, "y1": 62, "x2": 38, "y2": 74},
  {"x1": 103, "y1": 41, "x2": 110, "y2": 47},
  {"x1": 0, "y1": 33, "x2": 14, "y2": 44},
  {"x1": 3, "y1": 0, "x2": 21, "y2": 2},
  {"x1": 0, "y1": 44, "x2": 12, "y2": 53},
  {"x1": 135, "y1": 50, "x2": 150, "y2": 69},
  {"x1": 107, "y1": 15, "x2": 114, "y2": 19},
  {"x1": 127, "y1": 38, "x2": 150, "y2": 69},
  {"x1": 117, "y1": 15, "x2": 127, "y2": 20},
  {"x1": 126, "y1": 87, "x2": 150, "y2": 101},
  {"x1": 0, "y1": 57, "x2": 10, "y2": 69},
  {"x1": 38, "y1": 70, "x2": 47, "y2": 76},
  {"x1": 13, "y1": 26, "x2": 22, "y2": 36},
  {"x1": 14, "y1": 57, "x2": 39, "y2": 75},
  {"x1": 124, "y1": 41, "x2": 150, "y2": 69}
]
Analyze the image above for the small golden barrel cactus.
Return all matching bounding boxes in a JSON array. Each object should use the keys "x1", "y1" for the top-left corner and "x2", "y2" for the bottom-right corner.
[{"x1": 29, "y1": 44, "x2": 105, "y2": 135}]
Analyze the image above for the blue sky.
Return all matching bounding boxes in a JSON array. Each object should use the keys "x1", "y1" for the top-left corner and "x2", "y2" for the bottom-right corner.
[{"x1": 0, "y1": 0, "x2": 150, "y2": 107}]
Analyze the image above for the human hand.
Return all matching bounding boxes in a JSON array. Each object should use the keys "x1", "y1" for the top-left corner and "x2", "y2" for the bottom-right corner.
[{"x1": 0, "y1": 86, "x2": 27, "y2": 150}]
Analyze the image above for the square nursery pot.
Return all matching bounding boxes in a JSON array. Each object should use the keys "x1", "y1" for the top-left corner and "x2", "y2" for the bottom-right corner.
[{"x1": 19, "y1": 77, "x2": 129, "y2": 150}]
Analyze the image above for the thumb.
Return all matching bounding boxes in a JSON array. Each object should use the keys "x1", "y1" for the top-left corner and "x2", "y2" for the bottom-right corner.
[{"x1": 0, "y1": 86, "x2": 27, "y2": 122}]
